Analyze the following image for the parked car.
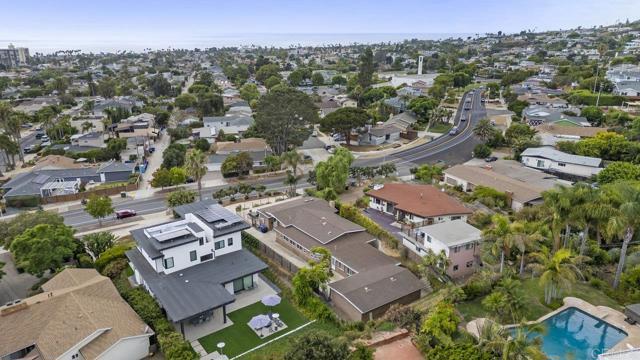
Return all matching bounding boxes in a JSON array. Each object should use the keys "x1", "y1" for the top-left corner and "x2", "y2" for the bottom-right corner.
[
  {"x1": 41, "y1": 140, "x2": 51, "y2": 147},
  {"x1": 485, "y1": 156, "x2": 498, "y2": 162},
  {"x1": 148, "y1": 146, "x2": 156, "y2": 153},
  {"x1": 448, "y1": 127, "x2": 459, "y2": 136},
  {"x1": 23, "y1": 144, "x2": 37, "y2": 153},
  {"x1": 115, "y1": 209, "x2": 137, "y2": 219}
]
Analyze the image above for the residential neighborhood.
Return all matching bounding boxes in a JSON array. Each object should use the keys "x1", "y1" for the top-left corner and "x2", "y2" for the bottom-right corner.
[{"x1": 2, "y1": 3, "x2": 640, "y2": 360}]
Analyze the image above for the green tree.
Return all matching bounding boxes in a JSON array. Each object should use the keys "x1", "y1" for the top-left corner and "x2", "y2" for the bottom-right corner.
[
  {"x1": 320, "y1": 107, "x2": 369, "y2": 146},
  {"x1": 413, "y1": 164, "x2": 443, "y2": 184},
  {"x1": 542, "y1": 185, "x2": 574, "y2": 250},
  {"x1": 281, "y1": 150, "x2": 302, "y2": 176},
  {"x1": 284, "y1": 332, "x2": 349, "y2": 360},
  {"x1": 84, "y1": 195, "x2": 114, "y2": 227},
  {"x1": 254, "y1": 86, "x2": 318, "y2": 154},
  {"x1": 357, "y1": 48, "x2": 375, "y2": 90},
  {"x1": 167, "y1": 189, "x2": 197, "y2": 207},
  {"x1": 483, "y1": 214, "x2": 514, "y2": 273},
  {"x1": 315, "y1": 148, "x2": 354, "y2": 193},
  {"x1": 605, "y1": 181, "x2": 640, "y2": 288},
  {"x1": 10, "y1": 224, "x2": 77, "y2": 276},
  {"x1": 311, "y1": 72, "x2": 325, "y2": 86},
  {"x1": 162, "y1": 143, "x2": 187, "y2": 168},
  {"x1": 97, "y1": 78, "x2": 117, "y2": 98},
  {"x1": 151, "y1": 168, "x2": 173, "y2": 188},
  {"x1": 528, "y1": 247, "x2": 582, "y2": 304},
  {"x1": 193, "y1": 138, "x2": 211, "y2": 152},
  {"x1": 184, "y1": 149, "x2": 208, "y2": 201},
  {"x1": 255, "y1": 63, "x2": 281, "y2": 84},
  {"x1": 196, "y1": 92, "x2": 224, "y2": 117},
  {"x1": 349, "y1": 344, "x2": 373, "y2": 360},
  {"x1": 175, "y1": 93, "x2": 197, "y2": 110},
  {"x1": 84, "y1": 232, "x2": 115, "y2": 258},
  {"x1": 264, "y1": 75, "x2": 282, "y2": 89},
  {"x1": 169, "y1": 166, "x2": 187, "y2": 185},
  {"x1": 474, "y1": 144, "x2": 492, "y2": 158},
  {"x1": 331, "y1": 75, "x2": 347, "y2": 85},
  {"x1": 581, "y1": 106, "x2": 604, "y2": 126},
  {"x1": 239, "y1": 83, "x2": 260, "y2": 103},
  {"x1": 598, "y1": 162, "x2": 640, "y2": 184},
  {"x1": 418, "y1": 301, "x2": 459, "y2": 349},
  {"x1": 155, "y1": 110, "x2": 170, "y2": 128},
  {"x1": 473, "y1": 118, "x2": 495, "y2": 142},
  {"x1": 0, "y1": 210, "x2": 64, "y2": 248},
  {"x1": 284, "y1": 170, "x2": 300, "y2": 196}
]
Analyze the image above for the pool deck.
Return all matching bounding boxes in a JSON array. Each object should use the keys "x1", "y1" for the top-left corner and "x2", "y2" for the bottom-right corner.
[{"x1": 466, "y1": 297, "x2": 640, "y2": 354}]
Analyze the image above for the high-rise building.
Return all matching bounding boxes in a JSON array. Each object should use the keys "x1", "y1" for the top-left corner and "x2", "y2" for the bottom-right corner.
[{"x1": 0, "y1": 44, "x2": 30, "y2": 68}]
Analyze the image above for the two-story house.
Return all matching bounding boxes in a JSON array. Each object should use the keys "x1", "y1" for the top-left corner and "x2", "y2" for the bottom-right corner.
[
  {"x1": 126, "y1": 200, "x2": 270, "y2": 340},
  {"x1": 367, "y1": 183, "x2": 472, "y2": 226},
  {"x1": 402, "y1": 219, "x2": 482, "y2": 278}
]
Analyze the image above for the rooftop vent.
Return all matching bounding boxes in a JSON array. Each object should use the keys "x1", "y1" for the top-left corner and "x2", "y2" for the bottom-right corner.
[
  {"x1": 364, "y1": 287, "x2": 371, "y2": 293},
  {"x1": 390, "y1": 277, "x2": 397, "y2": 282}
]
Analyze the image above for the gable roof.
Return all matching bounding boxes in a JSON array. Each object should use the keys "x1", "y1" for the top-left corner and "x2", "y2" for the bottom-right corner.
[
  {"x1": 0, "y1": 269, "x2": 150, "y2": 360},
  {"x1": 521, "y1": 147, "x2": 602, "y2": 167},
  {"x1": 366, "y1": 183, "x2": 471, "y2": 218},
  {"x1": 329, "y1": 265, "x2": 425, "y2": 313}
]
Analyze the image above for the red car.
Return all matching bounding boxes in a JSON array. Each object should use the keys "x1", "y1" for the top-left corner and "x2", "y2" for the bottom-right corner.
[{"x1": 116, "y1": 209, "x2": 137, "y2": 219}]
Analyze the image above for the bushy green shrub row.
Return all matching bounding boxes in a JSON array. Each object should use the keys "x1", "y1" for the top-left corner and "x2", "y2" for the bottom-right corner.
[
  {"x1": 338, "y1": 203, "x2": 399, "y2": 249},
  {"x1": 95, "y1": 243, "x2": 134, "y2": 272}
]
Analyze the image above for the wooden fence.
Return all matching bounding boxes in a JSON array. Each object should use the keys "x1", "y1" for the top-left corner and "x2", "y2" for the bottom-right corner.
[{"x1": 41, "y1": 182, "x2": 139, "y2": 204}]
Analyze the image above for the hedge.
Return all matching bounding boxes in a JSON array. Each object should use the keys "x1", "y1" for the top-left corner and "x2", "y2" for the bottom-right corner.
[
  {"x1": 95, "y1": 243, "x2": 134, "y2": 272},
  {"x1": 6, "y1": 195, "x2": 41, "y2": 208},
  {"x1": 566, "y1": 90, "x2": 625, "y2": 106}
]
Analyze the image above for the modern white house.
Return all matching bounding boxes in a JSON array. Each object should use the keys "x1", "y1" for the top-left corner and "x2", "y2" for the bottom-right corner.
[
  {"x1": 401, "y1": 220, "x2": 482, "y2": 278},
  {"x1": 126, "y1": 200, "x2": 271, "y2": 340},
  {"x1": 520, "y1": 146, "x2": 603, "y2": 179}
]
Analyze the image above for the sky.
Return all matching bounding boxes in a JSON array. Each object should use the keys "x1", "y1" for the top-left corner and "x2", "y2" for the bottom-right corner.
[{"x1": 2, "y1": 0, "x2": 640, "y2": 53}]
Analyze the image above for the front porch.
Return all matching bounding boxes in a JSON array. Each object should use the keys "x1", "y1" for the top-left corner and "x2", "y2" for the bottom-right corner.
[{"x1": 179, "y1": 274, "x2": 280, "y2": 341}]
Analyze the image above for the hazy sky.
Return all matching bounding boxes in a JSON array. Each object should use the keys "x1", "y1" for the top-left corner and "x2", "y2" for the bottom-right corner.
[{"x1": 2, "y1": 0, "x2": 640, "y2": 52}]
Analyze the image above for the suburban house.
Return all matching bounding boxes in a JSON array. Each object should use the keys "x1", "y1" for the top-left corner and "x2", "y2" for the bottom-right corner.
[
  {"x1": 522, "y1": 105, "x2": 590, "y2": 127},
  {"x1": 366, "y1": 183, "x2": 471, "y2": 226},
  {"x1": 70, "y1": 132, "x2": 106, "y2": 148},
  {"x1": 192, "y1": 126, "x2": 216, "y2": 144},
  {"x1": 0, "y1": 268, "x2": 152, "y2": 360},
  {"x1": 385, "y1": 112, "x2": 418, "y2": 132},
  {"x1": 0, "y1": 161, "x2": 135, "y2": 205},
  {"x1": 203, "y1": 114, "x2": 254, "y2": 136},
  {"x1": 535, "y1": 123, "x2": 608, "y2": 146},
  {"x1": 255, "y1": 198, "x2": 425, "y2": 321},
  {"x1": 126, "y1": 200, "x2": 270, "y2": 340},
  {"x1": 402, "y1": 220, "x2": 482, "y2": 278},
  {"x1": 358, "y1": 123, "x2": 402, "y2": 145},
  {"x1": 613, "y1": 81, "x2": 640, "y2": 97},
  {"x1": 209, "y1": 138, "x2": 272, "y2": 171},
  {"x1": 319, "y1": 99, "x2": 340, "y2": 117},
  {"x1": 520, "y1": 146, "x2": 603, "y2": 179},
  {"x1": 443, "y1": 161, "x2": 567, "y2": 211}
]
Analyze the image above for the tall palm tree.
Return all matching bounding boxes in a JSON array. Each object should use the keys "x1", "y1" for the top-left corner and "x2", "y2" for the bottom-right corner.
[
  {"x1": 502, "y1": 323, "x2": 547, "y2": 360},
  {"x1": 184, "y1": 149, "x2": 208, "y2": 201},
  {"x1": 569, "y1": 183, "x2": 612, "y2": 255},
  {"x1": 473, "y1": 118, "x2": 495, "y2": 142},
  {"x1": 528, "y1": 247, "x2": 583, "y2": 304},
  {"x1": 284, "y1": 170, "x2": 299, "y2": 197},
  {"x1": 511, "y1": 221, "x2": 543, "y2": 276},
  {"x1": 605, "y1": 181, "x2": 640, "y2": 288},
  {"x1": 281, "y1": 150, "x2": 302, "y2": 176},
  {"x1": 542, "y1": 185, "x2": 574, "y2": 251},
  {"x1": 484, "y1": 214, "x2": 513, "y2": 273}
]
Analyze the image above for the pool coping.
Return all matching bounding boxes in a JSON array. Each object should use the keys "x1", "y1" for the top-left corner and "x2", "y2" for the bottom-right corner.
[{"x1": 466, "y1": 297, "x2": 640, "y2": 354}]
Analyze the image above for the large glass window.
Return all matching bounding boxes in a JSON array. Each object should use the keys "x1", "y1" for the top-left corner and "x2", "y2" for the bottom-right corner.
[
  {"x1": 215, "y1": 240, "x2": 225, "y2": 250},
  {"x1": 233, "y1": 275, "x2": 254, "y2": 293},
  {"x1": 163, "y1": 257, "x2": 174, "y2": 269},
  {"x1": 190, "y1": 250, "x2": 197, "y2": 262},
  {"x1": 200, "y1": 253, "x2": 213, "y2": 262}
]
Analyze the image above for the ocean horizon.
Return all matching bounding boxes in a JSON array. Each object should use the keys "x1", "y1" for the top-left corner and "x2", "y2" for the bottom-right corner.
[{"x1": 0, "y1": 32, "x2": 475, "y2": 54}]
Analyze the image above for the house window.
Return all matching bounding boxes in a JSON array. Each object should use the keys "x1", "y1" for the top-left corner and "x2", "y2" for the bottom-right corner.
[
  {"x1": 227, "y1": 237, "x2": 233, "y2": 246},
  {"x1": 426, "y1": 235, "x2": 432, "y2": 243},
  {"x1": 199, "y1": 238, "x2": 204, "y2": 246},
  {"x1": 451, "y1": 216, "x2": 461, "y2": 220},
  {"x1": 215, "y1": 240, "x2": 225, "y2": 250},
  {"x1": 466, "y1": 261, "x2": 474, "y2": 268},
  {"x1": 163, "y1": 257, "x2": 174, "y2": 269},
  {"x1": 536, "y1": 160, "x2": 544, "y2": 167},
  {"x1": 233, "y1": 275, "x2": 254, "y2": 293},
  {"x1": 558, "y1": 163, "x2": 566, "y2": 167},
  {"x1": 190, "y1": 250, "x2": 197, "y2": 262},
  {"x1": 200, "y1": 253, "x2": 213, "y2": 262},
  {"x1": 453, "y1": 265, "x2": 459, "y2": 271},
  {"x1": 465, "y1": 243, "x2": 473, "y2": 250},
  {"x1": 375, "y1": 198, "x2": 381, "y2": 205}
]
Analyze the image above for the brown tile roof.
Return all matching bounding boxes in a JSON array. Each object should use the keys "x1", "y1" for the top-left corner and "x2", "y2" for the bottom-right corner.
[
  {"x1": 366, "y1": 183, "x2": 471, "y2": 218},
  {"x1": 536, "y1": 123, "x2": 608, "y2": 138},
  {"x1": 0, "y1": 269, "x2": 151, "y2": 360}
]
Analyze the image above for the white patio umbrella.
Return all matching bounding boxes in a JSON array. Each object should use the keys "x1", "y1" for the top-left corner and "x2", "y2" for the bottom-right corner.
[
  {"x1": 261, "y1": 294, "x2": 281, "y2": 317},
  {"x1": 248, "y1": 314, "x2": 271, "y2": 336}
]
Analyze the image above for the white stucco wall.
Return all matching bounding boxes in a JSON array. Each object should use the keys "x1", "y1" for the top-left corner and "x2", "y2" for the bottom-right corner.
[{"x1": 96, "y1": 335, "x2": 151, "y2": 360}]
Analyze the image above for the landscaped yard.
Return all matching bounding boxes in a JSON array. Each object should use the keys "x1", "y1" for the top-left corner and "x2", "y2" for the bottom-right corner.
[
  {"x1": 428, "y1": 122, "x2": 453, "y2": 133},
  {"x1": 198, "y1": 298, "x2": 308, "y2": 358},
  {"x1": 456, "y1": 278, "x2": 622, "y2": 323}
]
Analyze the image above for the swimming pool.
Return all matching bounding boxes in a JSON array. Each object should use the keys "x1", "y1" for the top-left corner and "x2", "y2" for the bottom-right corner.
[{"x1": 521, "y1": 307, "x2": 627, "y2": 359}]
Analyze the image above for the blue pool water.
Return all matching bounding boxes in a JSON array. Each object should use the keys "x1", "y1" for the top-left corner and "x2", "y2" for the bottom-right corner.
[{"x1": 520, "y1": 307, "x2": 627, "y2": 359}]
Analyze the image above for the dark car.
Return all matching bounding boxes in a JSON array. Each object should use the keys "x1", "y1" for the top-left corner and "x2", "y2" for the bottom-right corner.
[
  {"x1": 485, "y1": 156, "x2": 498, "y2": 162},
  {"x1": 186, "y1": 177, "x2": 195, "y2": 183},
  {"x1": 116, "y1": 209, "x2": 137, "y2": 219}
]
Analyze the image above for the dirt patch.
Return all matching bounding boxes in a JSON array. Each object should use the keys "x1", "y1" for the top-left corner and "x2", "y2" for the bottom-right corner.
[{"x1": 374, "y1": 336, "x2": 423, "y2": 360}]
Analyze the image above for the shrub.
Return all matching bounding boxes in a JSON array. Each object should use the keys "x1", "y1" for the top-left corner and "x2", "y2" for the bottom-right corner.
[
  {"x1": 95, "y1": 243, "x2": 133, "y2": 272},
  {"x1": 241, "y1": 231, "x2": 260, "y2": 250},
  {"x1": 102, "y1": 258, "x2": 129, "y2": 279},
  {"x1": 473, "y1": 144, "x2": 492, "y2": 158},
  {"x1": 339, "y1": 204, "x2": 399, "y2": 249},
  {"x1": 76, "y1": 254, "x2": 94, "y2": 268},
  {"x1": 383, "y1": 303, "x2": 421, "y2": 330},
  {"x1": 158, "y1": 332, "x2": 198, "y2": 360}
]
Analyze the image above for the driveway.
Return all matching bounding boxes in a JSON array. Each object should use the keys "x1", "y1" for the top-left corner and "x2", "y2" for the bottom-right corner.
[
  {"x1": 362, "y1": 208, "x2": 404, "y2": 242},
  {"x1": 0, "y1": 251, "x2": 42, "y2": 304}
]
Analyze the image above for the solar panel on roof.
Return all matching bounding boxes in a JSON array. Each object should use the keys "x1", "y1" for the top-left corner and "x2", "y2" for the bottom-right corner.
[{"x1": 155, "y1": 228, "x2": 191, "y2": 242}]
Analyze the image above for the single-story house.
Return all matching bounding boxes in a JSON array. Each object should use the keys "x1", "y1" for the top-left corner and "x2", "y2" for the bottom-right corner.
[
  {"x1": 70, "y1": 132, "x2": 106, "y2": 148},
  {"x1": 522, "y1": 105, "x2": 590, "y2": 127},
  {"x1": 208, "y1": 138, "x2": 271, "y2": 171},
  {"x1": 359, "y1": 123, "x2": 402, "y2": 145},
  {"x1": 520, "y1": 146, "x2": 603, "y2": 180},
  {"x1": 0, "y1": 268, "x2": 152, "y2": 360},
  {"x1": 203, "y1": 115, "x2": 254, "y2": 136},
  {"x1": 385, "y1": 112, "x2": 418, "y2": 132}
]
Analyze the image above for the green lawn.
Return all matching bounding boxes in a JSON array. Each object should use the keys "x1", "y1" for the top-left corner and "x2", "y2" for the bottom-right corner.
[
  {"x1": 553, "y1": 119, "x2": 580, "y2": 127},
  {"x1": 198, "y1": 298, "x2": 308, "y2": 358},
  {"x1": 457, "y1": 278, "x2": 621, "y2": 323},
  {"x1": 429, "y1": 122, "x2": 454, "y2": 133}
]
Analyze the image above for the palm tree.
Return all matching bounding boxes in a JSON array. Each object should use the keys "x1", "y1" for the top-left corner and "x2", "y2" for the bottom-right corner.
[
  {"x1": 502, "y1": 323, "x2": 547, "y2": 360},
  {"x1": 473, "y1": 118, "x2": 495, "y2": 142},
  {"x1": 484, "y1": 214, "x2": 513, "y2": 273},
  {"x1": 81, "y1": 121, "x2": 94, "y2": 133},
  {"x1": 184, "y1": 149, "x2": 208, "y2": 201},
  {"x1": 511, "y1": 221, "x2": 543, "y2": 276},
  {"x1": 569, "y1": 183, "x2": 611, "y2": 256},
  {"x1": 528, "y1": 247, "x2": 583, "y2": 304},
  {"x1": 284, "y1": 170, "x2": 299, "y2": 197},
  {"x1": 281, "y1": 150, "x2": 302, "y2": 176},
  {"x1": 605, "y1": 181, "x2": 640, "y2": 288},
  {"x1": 419, "y1": 249, "x2": 451, "y2": 278},
  {"x1": 542, "y1": 185, "x2": 574, "y2": 250}
]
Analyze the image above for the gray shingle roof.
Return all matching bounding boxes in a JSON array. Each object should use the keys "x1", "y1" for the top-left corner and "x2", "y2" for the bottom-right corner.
[
  {"x1": 127, "y1": 248, "x2": 266, "y2": 322},
  {"x1": 97, "y1": 160, "x2": 135, "y2": 173},
  {"x1": 521, "y1": 147, "x2": 602, "y2": 167}
]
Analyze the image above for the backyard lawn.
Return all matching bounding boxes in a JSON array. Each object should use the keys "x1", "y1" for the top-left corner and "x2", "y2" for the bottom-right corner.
[
  {"x1": 198, "y1": 298, "x2": 308, "y2": 358},
  {"x1": 457, "y1": 278, "x2": 622, "y2": 323},
  {"x1": 428, "y1": 122, "x2": 454, "y2": 134}
]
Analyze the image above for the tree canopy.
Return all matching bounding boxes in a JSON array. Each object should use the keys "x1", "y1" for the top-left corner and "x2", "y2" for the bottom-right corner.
[
  {"x1": 10, "y1": 224, "x2": 76, "y2": 276},
  {"x1": 319, "y1": 107, "x2": 369, "y2": 145}
]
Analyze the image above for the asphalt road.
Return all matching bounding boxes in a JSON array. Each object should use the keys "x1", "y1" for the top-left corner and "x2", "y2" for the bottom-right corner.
[
  {"x1": 62, "y1": 176, "x2": 308, "y2": 228},
  {"x1": 353, "y1": 90, "x2": 486, "y2": 174}
]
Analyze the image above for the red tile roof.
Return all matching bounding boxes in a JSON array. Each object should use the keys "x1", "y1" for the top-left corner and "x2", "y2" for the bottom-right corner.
[{"x1": 367, "y1": 183, "x2": 471, "y2": 218}]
